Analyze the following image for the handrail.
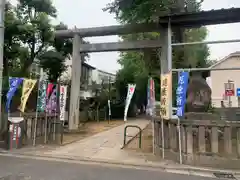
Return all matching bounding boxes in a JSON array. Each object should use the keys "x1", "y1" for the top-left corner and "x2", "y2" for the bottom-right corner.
[{"x1": 123, "y1": 125, "x2": 142, "y2": 149}]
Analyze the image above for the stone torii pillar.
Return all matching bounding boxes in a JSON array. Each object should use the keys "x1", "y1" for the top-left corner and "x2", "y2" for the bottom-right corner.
[
  {"x1": 159, "y1": 20, "x2": 172, "y2": 116},
  {"x1": 68, "y1": 34, "x2": 82, "y2": 130}
]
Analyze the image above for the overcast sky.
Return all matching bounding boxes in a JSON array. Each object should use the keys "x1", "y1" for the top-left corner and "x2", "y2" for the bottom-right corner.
[{"x1": 11, "y1": 0, "x2": 240, "y2": 73}]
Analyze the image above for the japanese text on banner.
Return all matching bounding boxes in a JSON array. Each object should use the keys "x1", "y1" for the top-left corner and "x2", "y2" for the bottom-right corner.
[
  {"x1": 176, "y1": 71, "x2": 189, "y2": 117},
  {"x1": 160, "y1": 72, "x2": 172, "y2": 119},
  {"x1": 59, "y1": 85, "x2": 67, "y2": 121}
]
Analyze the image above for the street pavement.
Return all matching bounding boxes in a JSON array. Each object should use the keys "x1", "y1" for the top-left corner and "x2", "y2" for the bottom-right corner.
[
  {"x1": 0, "y1": 155, "x2": 216, "y2": 180},
  {"x1": 17, "y1": 119, "x2": 151, "y2": 163},
  {"x1": 1, "y1": 118, "x2": 236, "y2": 179}
]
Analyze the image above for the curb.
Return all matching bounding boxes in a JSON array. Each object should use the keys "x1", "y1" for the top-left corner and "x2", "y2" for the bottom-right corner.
[{"x1": 1, "y1": 151, "x2": 239, "y2": 179}]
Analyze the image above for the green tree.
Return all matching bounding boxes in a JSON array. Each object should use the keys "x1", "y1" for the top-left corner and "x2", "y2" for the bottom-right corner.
[
  {"x1": 39, "y1": 22, "x2": 90, "y2": 82},
  {"x1": 1, "y1": 0, "x2": 57, "y2": 134},
  {"x1": 15, "y1": 0, "x2": 56, "y2": 76},
  {"x1": 4, "y1": 2, "x2": 25, "y2": 77},
  {"x1": 39, "y1": 50, "x2": 66, "y2": 82},
  {"x1": 104, "y1": 0, "x2": 210, "y2": 107}
]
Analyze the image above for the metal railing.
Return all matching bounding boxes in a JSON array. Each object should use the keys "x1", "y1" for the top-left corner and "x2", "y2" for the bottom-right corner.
[{"x1": 123, "y1": 125, "x2": 142, "y2": 149}]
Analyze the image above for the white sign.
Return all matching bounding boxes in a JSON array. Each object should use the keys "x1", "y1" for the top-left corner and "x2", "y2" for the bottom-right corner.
[
  {"x1": 8, "y1": 117, "x2": 24, "y2": 123},
  {"x1": 59, "y1": 85, "x2": 68, "y2": 121},
  {"x1": 124, "y1": 84, "x2": 136, "y2": 122}
]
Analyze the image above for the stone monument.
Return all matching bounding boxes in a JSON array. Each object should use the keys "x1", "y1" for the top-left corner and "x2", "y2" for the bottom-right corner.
[{"x1": 185, "y1": 71, "x2": 218, "y2": 120}]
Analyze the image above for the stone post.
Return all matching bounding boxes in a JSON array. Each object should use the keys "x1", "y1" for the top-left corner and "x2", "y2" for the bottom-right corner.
[
  {"x1": 170, "y1": 123, "x2": 177, "y2": 150},
  {"x1": 198, "y1": 126, "x2": 206, "y2": 153},
  {"x1": 224, "y1": 126, "x2": 232, "y2": 154},
  {"x1": 211, "y1": 126, "x2": 219, "y2": 154}
]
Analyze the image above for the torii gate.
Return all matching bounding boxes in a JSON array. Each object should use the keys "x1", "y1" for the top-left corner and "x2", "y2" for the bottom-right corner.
[{"x1": 55, "y1": 8, "x2": 240, "y2": 130}]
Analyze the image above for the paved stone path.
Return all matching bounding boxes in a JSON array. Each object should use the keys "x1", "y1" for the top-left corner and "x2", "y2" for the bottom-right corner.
[{"x1": 42, "y1": 119, "x2": 150, "y2": 162}]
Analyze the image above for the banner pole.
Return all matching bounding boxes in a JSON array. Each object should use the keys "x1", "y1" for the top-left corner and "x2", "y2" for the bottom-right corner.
[
  {"x1": 53, "y1": 84, "x2": 58, "y2": 141},
  {"x1": 44, "y1": 112, "x2": 48, "y2": 144},
  {"x1": 178, "y1": 117, "x2": 182, "y2": 164},
  {"x1": 177, "y1": 71, "x2": 183, "y2": 164},
  {"x1": 152, "y1": 117, "x2": 155, "y2": 155},
  {"x1": 33, "y1": 79, "x2": 41, "y2": 146},
  {"x1": 161, "y1": 117, "x2": 165, "y2": 159},
  {"x1": 44, "y1": 82, "x2": 48, "y2": 144}
]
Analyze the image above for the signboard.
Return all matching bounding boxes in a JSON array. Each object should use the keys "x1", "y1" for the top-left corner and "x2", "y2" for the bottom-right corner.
[
  {"x1": 160, "y1": 72, "x2": 172, "y2": 119},
  {"x1": 225, "y1": 82, "x2": 234, "y2": 96},
  {"x1": 8, "y1": 117, "x2": 24, "y2": 149}
]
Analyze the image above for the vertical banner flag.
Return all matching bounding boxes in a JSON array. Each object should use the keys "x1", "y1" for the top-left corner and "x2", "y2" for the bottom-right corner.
[
  {"x1": 59, "y1": 85, "x2": 67, "y2": 121},
  {"x1": 46, "y1": 84, "x2": 58, "y2": 115},
  {"x1": 150, "y1": 78, "x2": 156, "y2": 116},
  {"x1": 124, "y1": 84, "x2": 136, "y2": 121},
  {"x1": 36, "y1": 80, "x2": 47, "y2": 112},
  {"x1": 6, "y1": 77, "x2": 24, "y2": 112},
  {"x1": 19, "y1": 79, "x2": 37, "y2": 112},
  {"x1": 146, "y1": 77, "x2": 156, "y2": 116},
  {"x1": 176, "y1": 71, "x2": 189, "y2": 117},
  {"x1": 160, "y1": 72, "x2": 172, "y2": 119},
  {"x1": 46, "y1": 83, "x2": 54, "y2": 114},
  {"x1": 108, "y1": 100, "x2": 111, "y2": 116},
  {"x1": 146, "y1": 78, "x2": 151, "y2": 115}
]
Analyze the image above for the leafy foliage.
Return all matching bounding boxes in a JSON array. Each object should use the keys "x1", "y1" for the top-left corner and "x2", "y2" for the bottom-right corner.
[
  {"x1": 39, "y1": 50, "x2": 66, "y2": 82},
  {"x1": 14, "y1": 0, "x2": 56, "y2": 75},
  {"x1": 2, "y1": 0, "x2": 90, "y2": 82},
  {"x1": 104, "y1": 0, "x2": 210, "y2": 107}
]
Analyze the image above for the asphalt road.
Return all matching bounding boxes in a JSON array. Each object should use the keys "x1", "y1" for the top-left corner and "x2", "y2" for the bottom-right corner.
[{"x1": 0, "y1": 155, "x2": 216, "y2": 180}]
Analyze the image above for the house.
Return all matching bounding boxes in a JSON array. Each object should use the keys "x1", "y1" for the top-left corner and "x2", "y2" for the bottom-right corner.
[
  {"x1": 30, "y1": 57, "x2": 116, "y2": 99},
  {"x1": 61, "y1": 58, "x2": 116, "y2": 99},
  {"x1": 91, "y1": 69, "x2": 116, "y2": 85},
  {"x1": 209, "y1": 51, "x2": 240, "y2": 107},
  {"x1": 61, "y1": 58, "x2": 96, "y2": 99}
]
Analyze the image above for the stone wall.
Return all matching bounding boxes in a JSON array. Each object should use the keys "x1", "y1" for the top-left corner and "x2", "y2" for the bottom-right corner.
[{"x1": 153, "y1": 118, "x2": 240, "y2": 169}]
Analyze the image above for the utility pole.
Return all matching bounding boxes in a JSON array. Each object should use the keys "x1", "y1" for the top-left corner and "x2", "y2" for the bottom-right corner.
[{"x1": 0, "y1": 0, "x2": 5, "y2": 131}]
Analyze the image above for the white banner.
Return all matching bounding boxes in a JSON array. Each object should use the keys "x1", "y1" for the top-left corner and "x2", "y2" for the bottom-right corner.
[
  {"x1": 108, "y1": 100, "x2": 111, "y2": 116},
  {"x1": 59, "y1": 85, "x2": 68, "y2": 121},
  {"x1": 124, "y1": 84, "x2": 136, "y2": 122}
]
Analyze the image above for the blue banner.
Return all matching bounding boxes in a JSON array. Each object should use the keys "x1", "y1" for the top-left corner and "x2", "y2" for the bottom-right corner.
[
  {"x1": 6, "y1": 77, "x2": 24, "y2": 112},
  {"x1": 146, "y1": 78, "x2": 150, "y2": 114},
  {"x1": 176, "y1": 72, "x2": 189, "y2": 117}
]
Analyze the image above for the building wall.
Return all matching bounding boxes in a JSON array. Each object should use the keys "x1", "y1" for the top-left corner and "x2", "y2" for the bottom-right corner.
[
  {"x1": 92, "y1": 69, "x2": 116, "y2": 84},
  {"x1": 61, "y1": 57, "x2": 116, "y2": 99},
  {"x1": 29, "y1": 58, "x2": 116, "y2": 100},
  {"x1": 210, "y1": 55, "x2": 240, "y2": 107}
]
